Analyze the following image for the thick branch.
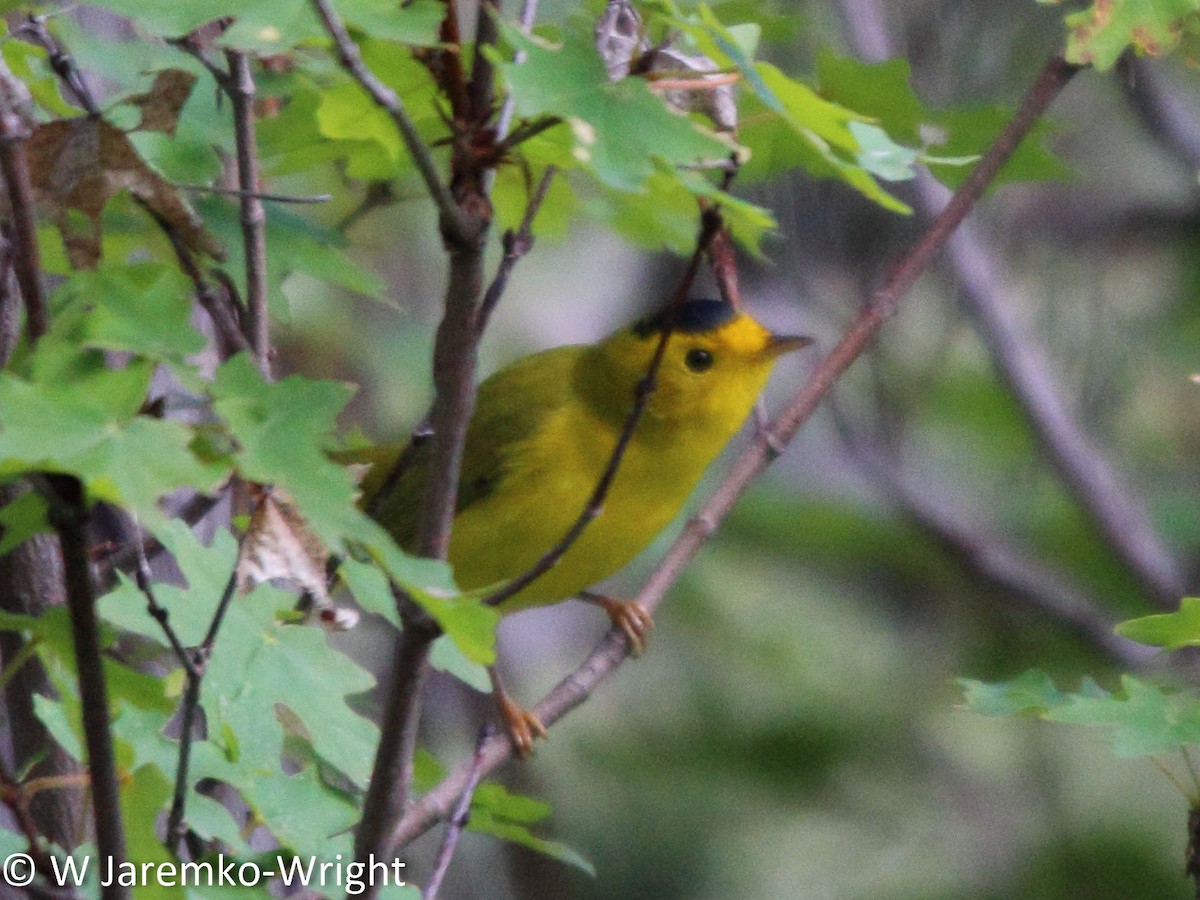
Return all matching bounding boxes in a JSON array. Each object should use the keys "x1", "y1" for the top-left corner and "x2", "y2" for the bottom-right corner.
[
  {"x1": 390, "y1": 51, "x2": 1081, "y2": 846},
  {"x1": 40, "y1": 476, "x2": 128, "y2": 899},
  {"x1": 0, "y1": 485, "x2": 81, "y2": 850}
]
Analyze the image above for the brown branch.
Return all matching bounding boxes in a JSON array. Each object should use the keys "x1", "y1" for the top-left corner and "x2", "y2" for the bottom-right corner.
[
  {"x1": 0, "y1": 87, "x2": 45, "y2": 342},
  {"x1": 14, "y1": 15, "x2": 98, "y2": 116},
  {"x1": 0, "y1": 757, "x2": 62, "y2": 888},
  {"x1": 467, "y1": 0, "x2": 501, "y2": 127},
  {"x1": 474, "y1": 165, "x2": 557, "y2": 335},
  {"x1": 224, "y1": 51, "x2": 271, "y2": 378},
  {"x1": 140, "y1": 200, "x2": 249, "y2": 360},
  {"x1": 422, "y1": 723, "x2": 492, "y2": 900},
  {"x1": 839, "y1": 0, "x2": 1184, "y2": 607},
  {"x1": 37, "y1": 475, "x2": 128, "y2": 899},
  {"x1": 0, "y1": 484, "x2": 82, "y2": 850},
  {"x1": 389, "y1": 51, "x2": 1082, "y2": 848},
  {"x1": 176, "y1": 183, "x2": 332, "y2": 205},
  {"x1": 311, "y1": 0, "x2": 467, "y2": 241}
]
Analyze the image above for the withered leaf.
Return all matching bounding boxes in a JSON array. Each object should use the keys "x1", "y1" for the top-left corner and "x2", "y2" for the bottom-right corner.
[
  {"x1": 24, "y1": 116, "x2": 224, "y2": 269},
  {"x1": 237, "y1": 487, "x2": 359, "y2": 631},
  {"x1": 124, "y1": 69, "x2": 197, "y2": 136}
]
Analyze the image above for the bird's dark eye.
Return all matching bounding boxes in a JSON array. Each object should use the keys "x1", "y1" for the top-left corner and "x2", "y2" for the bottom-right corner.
[{"x1": 685, "y1": 348, "x2": 714, "y2": 373}]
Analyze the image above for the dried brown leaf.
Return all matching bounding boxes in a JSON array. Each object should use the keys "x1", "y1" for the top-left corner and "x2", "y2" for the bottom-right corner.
[
  {"x1": 236, "y1": 488, "x2": 359, "y2": 630},
  {"x1": 24, "y1": 116, "x2": 224, "y2": 268},
  {"x1": 125, "y1": 69, "x2": 197, "y2": 136}
]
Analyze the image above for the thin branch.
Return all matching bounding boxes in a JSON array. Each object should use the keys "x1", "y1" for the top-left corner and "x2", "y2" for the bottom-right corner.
[
  {"x1": 175, "y1": 183, "x2": 332, "y2": 205},
  {"x1": 838, "y1": 0, "x2": 1184, "y2": 607},
  {"x1": 311, "y1": 0, "x2": 467, "y2": 241},
  {"x1": 389, "y1": 52, "x2": 1082, "y2": 848},
  {"x1": 0, "y1": 757, "x2": 62, "y2": 889},
  {"x1": 14, "y1": 15, "x2": 98, "y2": 116},
  {"x1": 0, "y1": 87, "x2": 45, "y2": 341},
  {"x1": 351, "y1": 611, "x2": 439, "y2": 878},
  {"x1": 167, "y1": 567, "x2": 237, "y2": 850},
  {"x1": 37, "y1": 475, "x2": 128, "y2": 899},
  {"x1": 493, "y1": 0, "x2": 542, "y2": 141},
  {"x1": 140, "y1": 199, "x2": 250, "y2": 359},
  {"x1": 422, "y1": 723, "x2": 493, "y2": 899},
  {"x1": 224, "y1": 50, "x2": 271, "y2": 378},
  {"x1": 475, "y1": 165, "x2": 557, "y2": 335},
  {"x1": 1120, "y1": 54, "x2": 1200, "y2": 173}
]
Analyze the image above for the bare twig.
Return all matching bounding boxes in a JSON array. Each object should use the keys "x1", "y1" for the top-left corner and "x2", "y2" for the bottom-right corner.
[
  {"x1": 140, "y1": 199, "x2": 250, "y2": 359},
  {"x1": 0, "y1": 756, "x2": 62, "y2": 888},
  {"x1": 311, "y1": 0, "x2": 467, "y2": 240},
  {"x1": 838, "y1": 0, "x2": 1184, "y2": 607},
  {"x1": 493, "y1": 0, "x2": 542, "y2": 141},
  {"x1": 166, "y1": 567, "x2": 237, "y2": 849},
  {"x1": 389, "y1": 52, "x2": 1082, "y2": 848},
  {"x1": 467, "y1": 0, "x2": 501, "y2": 127},
  {"x1": 224, "y1": 51, "x2": 271, "y2": 378},
  {"x1": 475, "y1": 165, "x2": 557, "y2": 335},
  {"x1": 14, "y1": 15, "x2": 98, "y2": 116},
  {"x1": 37, "y1": 475, "x2": 128, "y2": 899},
  {"x1": 422, "y1": 723, "x2": 493, "y2": 899},
  {"x1": 176, "y1": 183, "x2": 332, "y2": 205}
]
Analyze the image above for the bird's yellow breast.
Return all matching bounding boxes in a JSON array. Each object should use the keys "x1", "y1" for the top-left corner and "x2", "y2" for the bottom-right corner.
[{"x1": 447, "y1": 385, "x2": 719, "y2": 611}]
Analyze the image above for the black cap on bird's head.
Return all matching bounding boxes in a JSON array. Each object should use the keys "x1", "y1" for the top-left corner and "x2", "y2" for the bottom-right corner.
[{"x1": 631, "y1": 298, "x2": 738, "y2": 338}]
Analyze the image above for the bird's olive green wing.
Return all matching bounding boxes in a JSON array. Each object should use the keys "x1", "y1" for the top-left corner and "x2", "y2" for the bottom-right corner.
[{"x1": 336, "y1": 345, "x2": 580, "y2": 553}]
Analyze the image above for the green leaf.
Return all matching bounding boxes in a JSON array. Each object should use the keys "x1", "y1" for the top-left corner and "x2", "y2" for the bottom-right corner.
[
  {"x1": 209, "y1": 355, "x2": 360, "y2": 547},
  {"x1": 1048, "y1": 675, "x2": 1200, "y2": 757},
  {"x1": 0, "y1": 349, "x2": 226, "y2": 529},
  {"x1": 816, "y1": 51, "x2": 927, "y2": 146},
  {"x1": 0, "y1": 488, "x2": 50, "y2": 555},
  {"x1": 958, "y1": 669, "x2": 1075, "y2": 717},
  {"x1": 430, "y1": 633, "x2": 491, "y2": 692},
  {"x1": 499, "y1": 25, "x2": 734, "y2": 192},
  {"x1": 54, "y1": 265, "x2": 205, "y2": 363},
  {"x1": 1116, "y1": 596, "x2": 1200, "y2": 649},
  {"x1": 925, "y1": 106, "x2": 1070, "y2": 189},
  {"x1": 470, "y1": 783, "x2": 595, "y2": 876},
  {"x1": 1042, "y1": 0, "x2": 1200, "y2": 70}
]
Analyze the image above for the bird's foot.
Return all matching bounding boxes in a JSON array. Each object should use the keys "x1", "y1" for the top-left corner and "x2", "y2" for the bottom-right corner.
[
  {"x1": 496, "y1": 691, "x2": 547, "y2": 758},
  {"x1": 582, "y1": 592, "x2": 655, "y2": 657}
]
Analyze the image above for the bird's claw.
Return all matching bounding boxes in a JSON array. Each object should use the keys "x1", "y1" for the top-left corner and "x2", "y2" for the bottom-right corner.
[
  {"x1": 497, "y1": 691, "x2": 547, "y2": 758},
  {"x1": 596, "y1": 596, "x2": 655, "y2": 657}
]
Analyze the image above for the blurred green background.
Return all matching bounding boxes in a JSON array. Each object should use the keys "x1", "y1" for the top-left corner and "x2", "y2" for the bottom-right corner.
[{"x1": 263, "y1": 0, "x2": 1200, "y2": 896}]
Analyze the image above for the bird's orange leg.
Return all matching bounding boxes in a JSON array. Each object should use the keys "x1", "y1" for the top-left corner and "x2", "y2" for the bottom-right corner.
[
  {"x1": 489, "y1": 666, "x2": 547, "y2": 758},
  {"x1": 579, "y1": 591, "x2": 655, "y2": 656}
]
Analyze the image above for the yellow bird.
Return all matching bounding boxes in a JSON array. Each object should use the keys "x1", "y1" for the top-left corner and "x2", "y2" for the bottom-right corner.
[{"x1": 341, "y1": 298, "x2": 809, "y2": 751}]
